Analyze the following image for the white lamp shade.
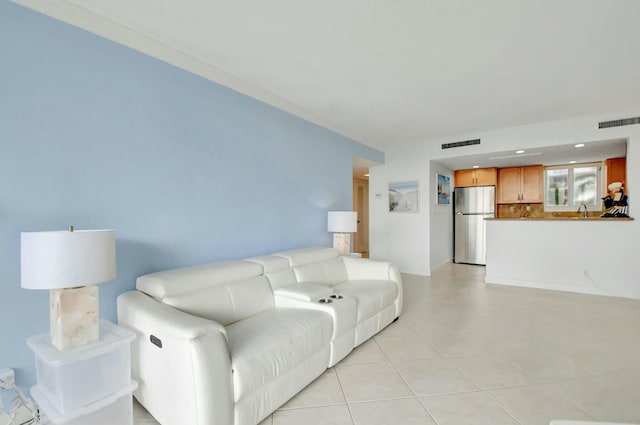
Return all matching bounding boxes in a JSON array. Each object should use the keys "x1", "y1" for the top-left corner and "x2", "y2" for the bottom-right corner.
[
  {"x1": 328, "y1": 211, "x2": 357, "y2": 233},
  {"x1": 21, "y1": 229, "x2": 116, "y2": 290}
]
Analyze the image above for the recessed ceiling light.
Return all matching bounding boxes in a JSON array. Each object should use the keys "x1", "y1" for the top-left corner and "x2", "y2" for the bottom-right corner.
[
  {"x1": 489, "y1": 152, "x2": 542, "y2": 160},
  {"x1": 516, "y1": 150, "x2": 525, "y2": 154},
  {"x1": 575, "y1": 143, "x2": 585, "y2": 148},
  {"x1": 472, "y1": 165, "x2": 480, "y2": 169},
  {"x1": 569, "y1": 160, "x2": 577, "y2": 164}
]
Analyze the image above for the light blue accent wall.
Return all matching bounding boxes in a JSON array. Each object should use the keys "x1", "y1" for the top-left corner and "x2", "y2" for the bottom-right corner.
[{"x1": 0, "y1": 1, "x2": 383, "y2": 387}]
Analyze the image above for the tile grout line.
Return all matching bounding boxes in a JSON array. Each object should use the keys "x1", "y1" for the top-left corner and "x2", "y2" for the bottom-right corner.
[
  {"x1": 436, "y1": 343, "x2": 531, "y2": 425},
  {"x1": 481, "y1": 389, "x2": 526, "y2": 425},
  {"x1": 333, "y1": 364, "x2": 357, "y2": 425},
  {"x1": 540, "y1": 379, "x2": 607, "y2": 420},
  {"x1": 371, "y1": 337, "x2": 442, "y2": 425},
  {"x1": 383, "y1": 308, "x2": 532, "y2": 424}
]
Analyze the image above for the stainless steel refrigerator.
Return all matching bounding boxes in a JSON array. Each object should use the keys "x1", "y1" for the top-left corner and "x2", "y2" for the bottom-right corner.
[{"x1": 454, "y1": 186, "x2": 495, "y2": 265}]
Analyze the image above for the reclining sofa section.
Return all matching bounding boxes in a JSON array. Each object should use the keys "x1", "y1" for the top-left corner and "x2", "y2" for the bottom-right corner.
[{"x1": 117, "y1": 247, "x2": 402, "y2": 425}]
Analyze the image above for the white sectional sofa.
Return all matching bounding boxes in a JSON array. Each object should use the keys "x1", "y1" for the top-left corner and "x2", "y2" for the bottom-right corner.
[{"x1": 117, "y1": 247, "x2": 402, "y2": 425}]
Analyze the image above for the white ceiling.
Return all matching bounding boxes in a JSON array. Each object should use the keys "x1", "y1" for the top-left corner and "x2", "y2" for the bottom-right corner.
[{"x1": 12, "y1": 0, "x2": 640, "y2": 152}]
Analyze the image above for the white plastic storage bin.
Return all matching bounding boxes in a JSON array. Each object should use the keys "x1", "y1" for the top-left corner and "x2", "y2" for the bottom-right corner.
[
  {"x1": 33, "y1": 381, "x2": 137, "y2": 425},
  {"x1": 27, "y1": 320, "x2": 135, "y2": 413}
]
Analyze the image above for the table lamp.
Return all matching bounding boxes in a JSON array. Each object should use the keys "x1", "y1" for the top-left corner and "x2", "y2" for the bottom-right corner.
[
  {"x1": 21, "y1": 227, "x2": 116, "y2": 351},
  {"x1": 327, "y1": 211, "x2": 357, "y2": 256}
]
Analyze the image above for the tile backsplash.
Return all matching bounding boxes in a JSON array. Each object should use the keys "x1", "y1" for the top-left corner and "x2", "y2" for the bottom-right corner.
[{"x1": 497, "y1": 203, "x2": 602, "y2": 218}]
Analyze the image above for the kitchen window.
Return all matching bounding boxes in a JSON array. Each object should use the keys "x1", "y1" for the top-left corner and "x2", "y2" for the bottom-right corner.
[{"x1": 544, "y1": 162, "x2": 602, "y2": 211}]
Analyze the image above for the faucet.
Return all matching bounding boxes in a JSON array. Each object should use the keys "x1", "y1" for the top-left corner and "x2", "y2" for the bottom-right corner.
[{"x1": 577, "y1": 203, "x2": 588, "y2": 218}]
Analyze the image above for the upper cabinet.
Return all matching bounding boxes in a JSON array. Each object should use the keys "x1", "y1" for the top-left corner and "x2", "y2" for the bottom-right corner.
[
  {"x1": 454, "y1": 167, "x2": 497, "y2": 187},
  {"x1": 497, "y1": 165, "x2": 543, "y2": 203},
  {"x1": 605, "y1": 157, "x2": 626, "y2": 188}
]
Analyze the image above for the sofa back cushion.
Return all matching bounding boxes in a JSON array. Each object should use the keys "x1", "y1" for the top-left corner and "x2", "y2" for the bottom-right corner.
[
  {"x1": 136, "y1": 260, "x2": 273, "y2": 326},
  {"x1": 274, "y1": 247, "x2": 348, "y2": 285},
  {"x1": 293, "y1": 258, "x2": 348, "y2": 285},
  {"x1": 275, "y1": 247, "x2": 338, "y2": 266},
  {"x1": 245, "y1": 255, "x2": 297, "y2": 289}
]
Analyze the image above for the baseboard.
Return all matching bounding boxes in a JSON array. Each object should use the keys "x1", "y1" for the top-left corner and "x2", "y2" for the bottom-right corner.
[
  {"x1": 429, "y1": 259, "x2": 452, "y2": 275},
  {"x1": 485, "y1": 275, "x2": 609, "y2": 297}
]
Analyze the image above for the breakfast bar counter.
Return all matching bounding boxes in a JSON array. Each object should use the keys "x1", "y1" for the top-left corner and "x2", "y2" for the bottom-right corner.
[{"x1": 484, "y1": 217, "x2": 639, "y2": 299}]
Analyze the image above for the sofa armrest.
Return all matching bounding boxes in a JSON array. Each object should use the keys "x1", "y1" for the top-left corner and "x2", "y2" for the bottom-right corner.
[
  {"x1": 342, "y1": 258, "x2": 398, "y2": 282},
  {"x1": 342, "y1": 258, "x2": 403, "y2": 316},
  {"x1": 117, "y1": 291, "x2": 233, "y2": 425}
]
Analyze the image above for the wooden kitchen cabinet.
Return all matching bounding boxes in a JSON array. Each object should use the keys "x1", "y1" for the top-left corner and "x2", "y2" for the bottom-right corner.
[
  {"x1": 497, "y1": 165, "x2": 543, "y2": 203},
  {"x1": 454, "y1": 167, "x2": 497, "y2": 187},
  {"x1": 497, "y1": 167, "x2": 521, "y2": 203},
  {"x1": 605, "y1": 157, "x2": 626, "y2": 188}
]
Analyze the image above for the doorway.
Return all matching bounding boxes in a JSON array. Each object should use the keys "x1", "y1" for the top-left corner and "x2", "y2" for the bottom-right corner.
[
  {"x1": 353, "y1": 178, "x2": 369, "y2": 256},
  {"x1": 353, "y1": 157, "x2": 378, "y2": 258}
]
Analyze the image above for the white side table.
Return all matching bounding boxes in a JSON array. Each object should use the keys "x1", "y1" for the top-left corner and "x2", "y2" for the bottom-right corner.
[{"x1": 27, "y1": 321, "x2": 137, "y2": 425}]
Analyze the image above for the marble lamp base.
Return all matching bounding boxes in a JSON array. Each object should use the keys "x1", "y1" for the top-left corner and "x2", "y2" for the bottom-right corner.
[
  {"x1": 50, "y1": 285, "x2": 99, "y2": 351},
  {"x1": 332, "y1": 233, "x2": 352, "y2": 256}
]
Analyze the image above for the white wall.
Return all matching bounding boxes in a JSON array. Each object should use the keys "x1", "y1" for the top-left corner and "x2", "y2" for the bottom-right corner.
[
  {"x1": 369, "y1": 157, "x2": 430, "y2": 275},
  {"x1": 429, "y1": 161, "x2": 454, "y2": 272},
  {"x1": 370, "y1": 109, "x2": 640, "y2": 284}
]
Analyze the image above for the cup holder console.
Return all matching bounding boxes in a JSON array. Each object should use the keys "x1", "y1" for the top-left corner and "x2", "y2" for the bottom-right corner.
[{"x1": 319, "y1": 294, "x2": 345, "y2": 304}]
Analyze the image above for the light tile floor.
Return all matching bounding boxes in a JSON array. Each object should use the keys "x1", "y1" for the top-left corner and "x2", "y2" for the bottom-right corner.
[{"x1": 133, "y1": 264, "x2": 640, "y2": 425}]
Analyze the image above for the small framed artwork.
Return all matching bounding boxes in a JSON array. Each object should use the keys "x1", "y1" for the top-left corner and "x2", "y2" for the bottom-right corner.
[
  {"x1": 437, "y1": 174, "x2": 451, "y2": 205},
  {"x1": 389, "y1": 181, "x2": 419, "y2": 213}
]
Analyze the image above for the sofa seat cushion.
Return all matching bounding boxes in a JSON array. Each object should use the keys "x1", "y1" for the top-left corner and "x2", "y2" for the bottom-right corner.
[
  {"x1": 332, "y1": 280, "x2": 398, "y2": 322},
  {"x1": 226, "y1": 308, "x2": 333, "y2": 402}
]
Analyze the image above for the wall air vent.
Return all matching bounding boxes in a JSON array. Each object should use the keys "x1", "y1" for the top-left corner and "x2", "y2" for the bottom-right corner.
[
  {"x1": 441, "y1": 139, "x2": 480, "y2": 150},
  {"x1": 598, "y1": 117, "x2": 640, "y2": 129}
]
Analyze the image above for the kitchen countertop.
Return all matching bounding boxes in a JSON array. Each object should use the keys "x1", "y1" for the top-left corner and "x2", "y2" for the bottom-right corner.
[{"x1": 486, "y1": 216, "x2": 633, "y2": 221}]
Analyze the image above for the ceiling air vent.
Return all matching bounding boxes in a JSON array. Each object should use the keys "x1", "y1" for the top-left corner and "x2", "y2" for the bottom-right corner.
[
  {"x1": 441, "y1": 139, "x2": 480, "y2": 150},
  {"x1": 598, "y1": 117, "x2": 640, "y2": 129}
]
